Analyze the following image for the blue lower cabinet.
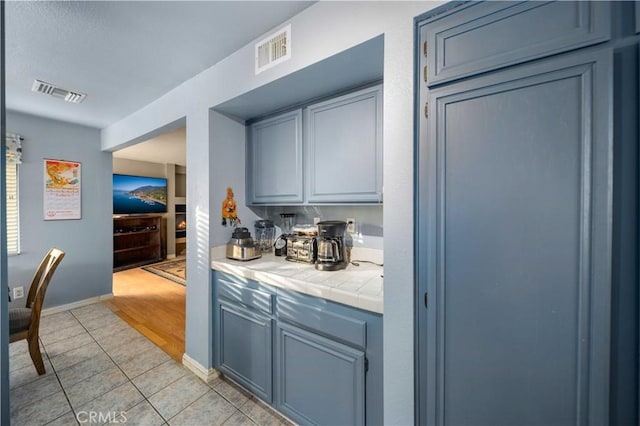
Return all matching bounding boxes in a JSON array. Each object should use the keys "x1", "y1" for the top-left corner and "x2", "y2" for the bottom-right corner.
[
  {"x1": 275, "y1": 322, "x2": 366, "y2": 426},
  {"x1": 218, "y1": 301, "x2": 273, "y2": 402},
  {"x1": 213, "y1": 271, "x2": 382, "y2": 424}
]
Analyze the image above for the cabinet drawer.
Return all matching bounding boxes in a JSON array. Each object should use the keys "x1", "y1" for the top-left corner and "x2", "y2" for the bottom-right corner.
[
  {"x1": 218, "y1": 278, "x2": 273, "y2": 315},
  {"x1": 277, "y1": 297, "x2": 366, "y2": 349},
  {"x1": 426, "y1": 1, "x2": 611, "y2": 85}
]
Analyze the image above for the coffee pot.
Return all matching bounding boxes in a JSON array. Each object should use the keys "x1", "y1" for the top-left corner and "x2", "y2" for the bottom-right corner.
[
  {"x1": 317, "y1": 239, "x2": 342, "y2": 263},
  {"x1": 315, "y1": 221, "x2": 347, "y2": 271}
]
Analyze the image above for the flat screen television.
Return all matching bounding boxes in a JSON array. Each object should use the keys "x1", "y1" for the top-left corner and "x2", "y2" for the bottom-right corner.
[{"x1": 113, "y1": 174, "x2": 168, "y2": 215}]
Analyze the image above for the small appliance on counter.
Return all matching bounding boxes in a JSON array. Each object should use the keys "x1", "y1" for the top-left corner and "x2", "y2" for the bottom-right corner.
[
  {"x1": 226, "y1": 227, "x2": 262, "y2": 261},
  {"x1": 275, "y1": 213, "x2": 296, "y2": 257},
  {"x1": 254, "y1": 220, "x2": 275, "y2": 253},
  {"x1": 315, "y1": 221, "x2": 348, "y2": 271},
  {"x1": 286, "y1": 234, "x2": 317, "y2": 264},
  {"x1": 292, "y1": 224, "x2": 318, "y2": 236}
]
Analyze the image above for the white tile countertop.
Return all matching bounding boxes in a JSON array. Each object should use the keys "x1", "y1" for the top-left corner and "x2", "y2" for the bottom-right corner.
[{"x1": 210, "y1": 246, "x2": 384, "y2": 314}]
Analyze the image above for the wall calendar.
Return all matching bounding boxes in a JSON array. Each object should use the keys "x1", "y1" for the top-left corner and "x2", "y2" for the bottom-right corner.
[{"x1": 44, "y1": 159, "x2": 81, "y2": 220}]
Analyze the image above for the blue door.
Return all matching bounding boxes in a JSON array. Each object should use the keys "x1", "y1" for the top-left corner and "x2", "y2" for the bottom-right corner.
[
  {"x1": 417, "y1": 47, "x2": 613, "y2": 425},
  {"x1": 276, "y1": 322, "x2": 365, "y2": 425},
  {"x1": 248, "y1": 109, "x2": 303, "y2": 204},
  {"x1": 218, "y1": 301, "x2": 273, "y2": 402}
]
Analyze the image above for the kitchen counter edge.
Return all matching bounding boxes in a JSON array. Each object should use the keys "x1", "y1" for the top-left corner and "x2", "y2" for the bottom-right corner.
[{"x1": 210, "y1": 257, "x2": 383, "y2": 314}]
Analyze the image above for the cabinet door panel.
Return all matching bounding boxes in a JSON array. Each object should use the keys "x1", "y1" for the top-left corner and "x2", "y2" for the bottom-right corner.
[
  {"x1": 427, "y1": 1, "x2": 611, "y2": 85},
  {"x1": 305, "y1": 85, "x2": 382, "y2": 203},
  {"x1": 248, "y1": 109, "x2": 303, "y2": 204},
  {"x1": 276, "y1": 323, "x2": 365, "y2": 426},
  {"x1": 219, "y1": 302, "x2": 272, "y2": 402},
  {"x1": 419, "y1": 50, "x2": 612, "y2": 425}
]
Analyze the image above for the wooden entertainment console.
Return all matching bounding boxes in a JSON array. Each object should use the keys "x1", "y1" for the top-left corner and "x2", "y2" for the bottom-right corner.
[{"x1": 113, "y1": 215, "x2": 162, "y2": 271}]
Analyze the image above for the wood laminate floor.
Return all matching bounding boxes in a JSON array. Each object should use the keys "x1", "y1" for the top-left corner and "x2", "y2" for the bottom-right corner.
[{"x1": 105, "y1": 266, "x2": 185, "y2": 362}]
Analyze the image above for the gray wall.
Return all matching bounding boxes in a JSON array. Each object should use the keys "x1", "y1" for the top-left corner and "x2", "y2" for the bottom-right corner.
[
  {"x1": 7, "y1": 111, "x2": 112, "y2": 309},
  {"x1": 251, "y1": 205, "x2": 383, "y2": 249},
  {"x1": 101, "y1": 3, "x2": 443, "y2": 423}
]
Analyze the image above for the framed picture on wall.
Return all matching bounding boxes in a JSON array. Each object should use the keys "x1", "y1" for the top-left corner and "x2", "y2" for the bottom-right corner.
[{"x1": 43, "y1": 159, "x2": 81, "y2": 220}]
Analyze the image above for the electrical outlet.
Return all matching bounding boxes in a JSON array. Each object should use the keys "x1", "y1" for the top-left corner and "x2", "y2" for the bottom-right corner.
[
  {"x1": 13, "y1": 286, "x2": 24, "y2": 300},
  {"x1": 346, "y1": 218, "x2": 356, "y2": 233},
  {"x1": 313, "y1": 217, "x2": 321, "y2": 225}
]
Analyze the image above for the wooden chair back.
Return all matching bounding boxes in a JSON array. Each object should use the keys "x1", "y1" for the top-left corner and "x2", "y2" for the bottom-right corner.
[{"x1": 24, "y1": 248, "x2": 65, "y2": 336}]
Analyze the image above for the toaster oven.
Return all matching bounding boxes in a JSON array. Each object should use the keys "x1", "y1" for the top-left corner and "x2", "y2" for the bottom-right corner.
[{"x1": 286, "y1": 235, "x2": 317, "y2": 264}]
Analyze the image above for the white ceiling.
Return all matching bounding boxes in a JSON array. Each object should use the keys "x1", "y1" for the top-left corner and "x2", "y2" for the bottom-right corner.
[{"x1": 6, "y1": 1, "x2": 314, "y2": 166}]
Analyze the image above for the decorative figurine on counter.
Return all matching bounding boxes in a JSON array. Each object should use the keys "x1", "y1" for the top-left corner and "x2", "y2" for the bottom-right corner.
[{"x1": 221, "y1": 186, "x2": 241, "y2": 227}]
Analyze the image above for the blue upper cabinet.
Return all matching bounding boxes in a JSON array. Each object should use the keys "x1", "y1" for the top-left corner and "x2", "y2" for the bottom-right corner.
[
  {"x1": 247, "y1": 85, "x2": 383, "y2": 205},
  {"x1": 426, "y1": 1, "x2": 611, "y2": 86},
  {"x1": 248, "y1": 109, "x2": 303, "y2": 204},
  {"x1": 305, "y1": 85, "x2": 383, "y2": 203},
  {"x1": 636, "y1": 1, "x2": 640, "y2": 33}
]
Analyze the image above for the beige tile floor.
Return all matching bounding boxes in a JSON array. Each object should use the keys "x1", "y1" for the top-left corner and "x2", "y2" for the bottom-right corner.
[{"x1": 9, "y1": 302, "x2": 292, "y2": 426}]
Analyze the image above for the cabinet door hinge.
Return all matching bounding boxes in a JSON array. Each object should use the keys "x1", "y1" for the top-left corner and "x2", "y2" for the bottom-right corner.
[
  {"x1": 423, "y1": 41, "x2": 428, "y2": 57},
  {"x1": 424, "y1": 292, "x2": 428, "y2": 309},
  {"x1": 424, "y1": 103, "x2": 429, "y2": 118},
  {"x1": 365, "y1": 357, "x2": 369, "y2": 373},
  {"x1": 423, "y1": 65, "x2": 428, "y2": 83}
]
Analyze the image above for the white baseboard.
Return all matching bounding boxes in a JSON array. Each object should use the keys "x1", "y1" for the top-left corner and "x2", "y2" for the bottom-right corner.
[
  {"x1": 42, "y1": 293, "x2": 114, "y2": 316},
  {"x1": 166, "y1": 254, "x2": 176, "y2": 259},
  {"x1": 182, "y1": 353, "x2": 219, "y2": 384}
]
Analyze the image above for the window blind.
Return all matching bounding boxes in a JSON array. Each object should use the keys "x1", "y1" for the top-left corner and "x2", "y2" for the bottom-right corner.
[
  {"x1": 5, "y1": 133, "x2": 21, "y2": 255},
  {"x1": 6, "y1": 163, "x2": 19, "y2": 255}
]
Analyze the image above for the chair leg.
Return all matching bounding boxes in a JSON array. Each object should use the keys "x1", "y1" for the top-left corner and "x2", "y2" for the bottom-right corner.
[{"x1": 27, "y1": 335, "x2": 45, "y2": 375}]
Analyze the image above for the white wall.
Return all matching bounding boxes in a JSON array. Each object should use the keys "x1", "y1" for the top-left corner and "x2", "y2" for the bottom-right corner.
[
  {"x1": 101, "y1": 2, "x2": 444, "y2": 423},
  {"x1": 7, "y1": 111, "x2": 113, "y2": 308}
]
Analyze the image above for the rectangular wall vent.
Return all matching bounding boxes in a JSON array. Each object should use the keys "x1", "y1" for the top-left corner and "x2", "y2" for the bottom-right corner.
[
  {"x1": 255, "y1": 25, "x2": 291, "y2": 74},
  {"x1": 31, "y1": 80, "x2": 86, "y2": 104}
]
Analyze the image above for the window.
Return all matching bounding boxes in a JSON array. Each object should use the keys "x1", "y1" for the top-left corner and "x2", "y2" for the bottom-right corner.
[{"x1": 6, "y1": 162, "x2": 20, "y2": 255}]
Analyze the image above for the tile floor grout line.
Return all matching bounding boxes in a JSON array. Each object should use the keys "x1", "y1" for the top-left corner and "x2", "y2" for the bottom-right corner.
[
  {"x1": 72, "y1": 309, "x2": 157, "y2": 423},
  {"x1": 40, "y1": 336, "x2": 78, "y2": 426},
  {"x1": 51, "y1": 309, "x2": 149, "y2": 425},
  {"x1": 74, "y1": 308, "x2": 189, "y2": 425},
  {"x1": 163, "y1": 382, "x2": 243, "y2": 426},
  {"x1": 208, "y1": 378, "x2": 271, "y2": 426},
  {"x1": 74, "y1": 306, "x2": 178, "y2": 425},
  {"x1": 12, "y1": 304, "x2": 272, "y2": 426},
  {"x1": 42, "y1": 317, "x2": 106, "y2": 425},
  {"x1": 126, "y1": 371, "x2": 171, "y2": 424}
]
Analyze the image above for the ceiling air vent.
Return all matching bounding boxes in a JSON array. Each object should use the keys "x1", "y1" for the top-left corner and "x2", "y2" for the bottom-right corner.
[
  {"x1": 255, "y1": 25, "x2": 291, "y2": 75},
  {"x1": 31, "y1": 80, "x2": 87, "y2": 104}
]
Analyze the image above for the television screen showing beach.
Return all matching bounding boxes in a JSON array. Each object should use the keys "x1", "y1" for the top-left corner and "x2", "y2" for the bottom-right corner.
[{"x1": 113, "y1": 174, "x2": 167, "y2": 214}]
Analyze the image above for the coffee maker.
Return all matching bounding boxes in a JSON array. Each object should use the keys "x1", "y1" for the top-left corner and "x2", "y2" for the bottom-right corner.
[{"x1": 315, "y1": 221, "x2": 347, "y2": 271}]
